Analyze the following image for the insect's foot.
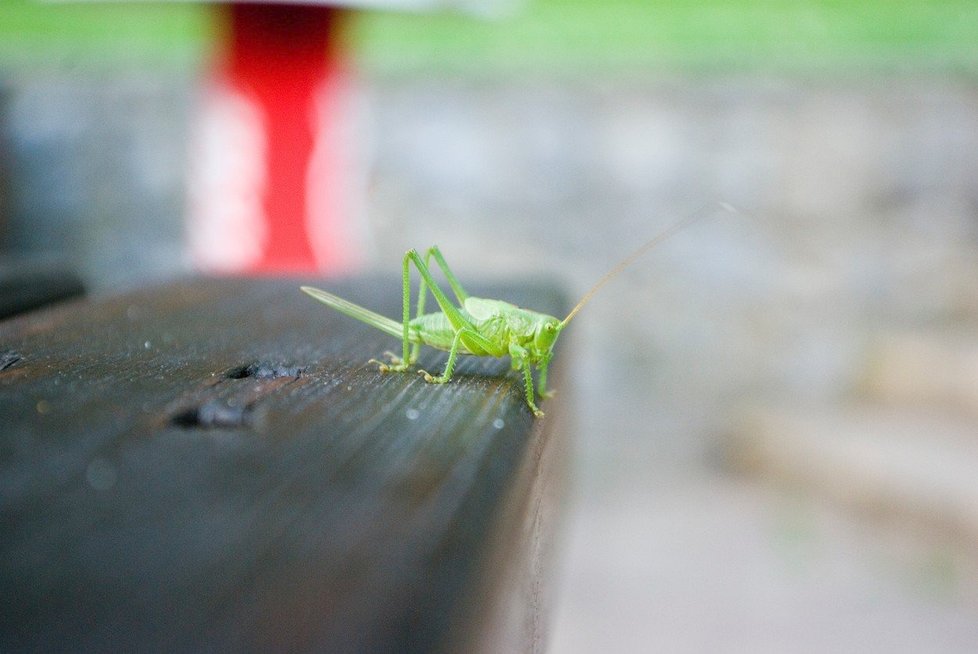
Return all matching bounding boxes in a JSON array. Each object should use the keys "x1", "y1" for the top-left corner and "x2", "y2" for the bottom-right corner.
[
  {"x1": 418, "y1": 370, "x2": 446, "y2": 384},
  {"x1": 526, "y1": 397, "x2": 545, "y2": 417},
  {"x1": 369, "y1": 358, "x2": 410, "y2": 373},
  {"x1": 368, "y1": 358, "x2": 393, "y2": 372},
  {"x1": 539, "y1": 388, "x2": 556, "y2": 400}
]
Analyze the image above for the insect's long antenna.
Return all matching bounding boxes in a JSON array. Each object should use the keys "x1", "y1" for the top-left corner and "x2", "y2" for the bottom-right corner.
[{"x1": 560, "y1": 206, "x2": 724, "y2": 328}]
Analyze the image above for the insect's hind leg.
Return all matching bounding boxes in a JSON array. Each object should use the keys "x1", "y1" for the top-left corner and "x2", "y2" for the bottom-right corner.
[
  {"x1": 424, "y1": 246, "x2": 470, "y2": 304},
  {"x1": 405, "y1": 250, "x2": 477, "y2": 335},
  {"x1": 376, "y1": 248, "x2": 478, "y2": 374},
  {"x1": 414, "y1": 245, "x2": 470, "y2": 326},
  {"x1": 369, "y1": 249, "x2": 420, "y2": 372}
]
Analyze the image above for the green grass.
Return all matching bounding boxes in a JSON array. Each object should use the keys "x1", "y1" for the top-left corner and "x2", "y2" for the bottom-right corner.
[
  {"x1": 0, "y1": 1, "x2": 211, "y2": 71},
  {"x1": 1, "y1": 0, "x2": 977, "y2": 75},
  {"x1": 349, "y1": 0, "x2": 978, "y2": 75}
]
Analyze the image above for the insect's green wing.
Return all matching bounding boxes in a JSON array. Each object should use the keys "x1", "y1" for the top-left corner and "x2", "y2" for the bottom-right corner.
[
  {"x1": 463, "y1": 297, "x2": 516, "y2": 321},
  {"x1": 300, "y1": 286, "x2": 421, "y2": 343}
]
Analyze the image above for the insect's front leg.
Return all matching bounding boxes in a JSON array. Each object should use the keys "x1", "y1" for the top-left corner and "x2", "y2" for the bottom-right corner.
[
  {"x1": 509, "y1": 343, "x2": 544, "y2": 417},
  {"x1": 536, "y1": 352, "x2": 555, "y2": 399}
]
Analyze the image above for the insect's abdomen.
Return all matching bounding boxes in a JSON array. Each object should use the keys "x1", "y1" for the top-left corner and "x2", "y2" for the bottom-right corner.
[
  {"x1": 411, "y1": 313, "x2": 465, "y2": 351},
  {"x1": 411, "y1": 312, "x2": 508, "y2": 356}
]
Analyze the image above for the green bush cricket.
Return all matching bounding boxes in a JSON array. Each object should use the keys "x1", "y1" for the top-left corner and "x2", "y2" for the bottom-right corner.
[{"x1": 301, "y1": 212, "x2": 711, "y2": 417}]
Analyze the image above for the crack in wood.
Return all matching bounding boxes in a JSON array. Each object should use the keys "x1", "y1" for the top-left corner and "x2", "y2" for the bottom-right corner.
[
  {"x1": 167, "y1": 361, "x2": 307, "y2": 430},
  {"x1": 224, "y1": 361, "x2": 305, "y2": 380},
  {"x1": 0, "y1": 349, "x2": 22, "y2": 372},
  {"x1": 169, "y1": 398, "x2": 257, "y2": 429}
]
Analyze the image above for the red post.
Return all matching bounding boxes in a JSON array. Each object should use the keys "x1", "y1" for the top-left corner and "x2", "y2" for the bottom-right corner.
[{"x1": 187, "y1": 2, "x2": 363, "y2": 275}]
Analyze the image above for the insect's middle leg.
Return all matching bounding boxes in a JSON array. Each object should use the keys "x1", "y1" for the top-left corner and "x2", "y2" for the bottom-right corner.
[
  {"x1": 418, "y1": 327, "x2": 467, "y2": 384},
  {"x1": 419, "y1": 326, "x2": 497, "y2": 385}
]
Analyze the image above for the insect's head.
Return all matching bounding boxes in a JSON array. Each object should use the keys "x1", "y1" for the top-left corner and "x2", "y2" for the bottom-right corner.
[{"x1": 533, "y1": 316, "x2": 563, "y2": 352}]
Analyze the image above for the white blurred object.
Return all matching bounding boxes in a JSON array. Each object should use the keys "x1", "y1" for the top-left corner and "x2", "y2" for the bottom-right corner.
[{"x1": 39, "y1": 0, "x2": 525, "y2": 18}]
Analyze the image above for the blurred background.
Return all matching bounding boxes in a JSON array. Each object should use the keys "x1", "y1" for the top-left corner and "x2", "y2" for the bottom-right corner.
[{"x1": 3, "y1": 0, "x2": 978, "y2": 650}]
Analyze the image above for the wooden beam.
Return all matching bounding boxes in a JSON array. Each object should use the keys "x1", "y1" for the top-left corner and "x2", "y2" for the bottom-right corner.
[{"x1": 0, "y1": 276, "x2": 567, "y2": 652}]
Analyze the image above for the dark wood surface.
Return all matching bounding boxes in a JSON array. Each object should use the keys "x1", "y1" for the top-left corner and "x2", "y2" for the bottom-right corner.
[
  {"x1": 0, "y1": 276, "x2": 568, "y2": 653},
  {"x1": 0, "y1": 255, "x2": 85, "y2": 320}
]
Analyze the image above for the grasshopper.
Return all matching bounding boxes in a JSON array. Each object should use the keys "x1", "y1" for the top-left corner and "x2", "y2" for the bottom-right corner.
[{"x1": 301, "y1": 213, "x2": 710, "y2": 417}]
